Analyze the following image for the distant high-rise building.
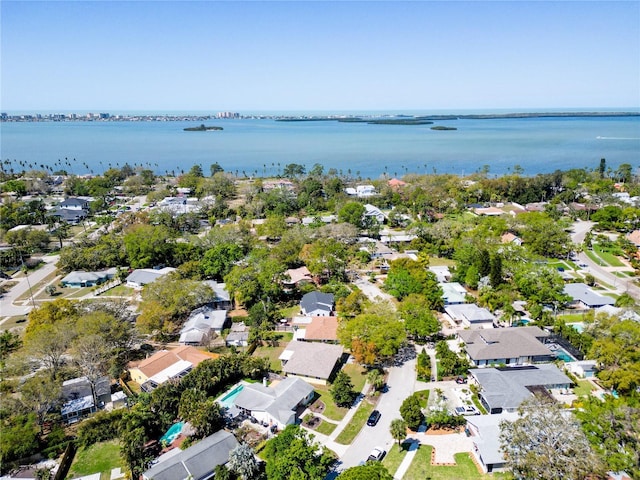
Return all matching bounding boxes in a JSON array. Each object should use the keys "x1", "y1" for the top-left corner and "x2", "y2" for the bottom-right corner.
[{"x1": 216, "y1": 111, "x2": 239, "y2": 119}]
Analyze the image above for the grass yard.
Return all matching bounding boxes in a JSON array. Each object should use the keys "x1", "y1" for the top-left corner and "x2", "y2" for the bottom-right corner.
[
  {"x1": 558, "y1": 313, "x2": 591, "y2": 322},
  {"x1": 105, "y1": 284, "x2": 135, "y2": 297},
  {"x1": 382, "y1": 441, "x2": 410, "y2": 476},
  {"x1": 334, "y1": 399, "x2": 375, "y2": 445},
  {"x1": 428, "y1": 257, "x2": 456, "y2": 267},
  {"x1": 252, "y1": 332, "x2": 293, "y2": 372},
  {"x1": 342, "y1": 363, "x2": 368, "y2": 393},
  {"x1": 315, "y1": 419, "x2": 338, "y2": 436},
  {"x1": 0, "y1": 316, "x2": 28, "y2": 330},
  {"x1": 67, "y1": 440, "x2": 122, "y2": 479},
  {"x1": 414, "y1": 389, "x2": 430, "y2": 408},
  {"x1": 312, "y1": 385, "x2": 348, "y2": 421},
  {"x1": 404, "y1": 445, "x2": 508, "y2": 480},
  {"x1": 573, "y1": 379, "x2": 596, "y2": 397}
]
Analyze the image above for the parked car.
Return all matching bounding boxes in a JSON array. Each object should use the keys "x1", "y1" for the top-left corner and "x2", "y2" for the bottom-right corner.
[
  {"x1": 455, "y1": 376, "x2": 467, "y2": 384},
  {"x1": 367, "y1": 447, "x2": 386, "y2": 462},
  {"x1": 367, "y1": 409, "x2": 381, "y2": 426},
  {"x1": 454, "y1": 406, "x2": 466, "y2": 415}
]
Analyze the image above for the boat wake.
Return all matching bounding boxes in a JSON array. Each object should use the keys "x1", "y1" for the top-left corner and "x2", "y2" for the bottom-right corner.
[{"x1": 596, "y1": 136, "x2": 640, "y2": 140}]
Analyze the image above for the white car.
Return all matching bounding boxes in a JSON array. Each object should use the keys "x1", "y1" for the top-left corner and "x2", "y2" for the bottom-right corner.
[{"x1": 367, "y1": 447, "x2": 386, "y2": 462}]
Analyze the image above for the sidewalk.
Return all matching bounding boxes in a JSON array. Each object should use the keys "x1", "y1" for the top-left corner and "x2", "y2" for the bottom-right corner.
[
  {"x1": 393, "y1": 439, "x2": 420, "y2": 480},
  {"x1": 301, "y1": 381, "x2": 370, "y2": 457}
]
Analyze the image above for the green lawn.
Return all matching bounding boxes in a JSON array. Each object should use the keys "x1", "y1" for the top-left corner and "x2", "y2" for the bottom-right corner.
[
  {"x1": 67, "y1": 440, "x2": 122, "y2": 478},
  {"x1": 404, "y1": 445, "x2": 509, "y2": 480},
  {"x1": 414, "y1": 389, "x2": 430, "y2": 408},
  {"x1": 312, "y1": 385, "x2": 348, "y2": 421},
  {"x1": 342, "y1": 363, "x2": 368, "y2": 393},
  {"x1": 558, "y1": 313, "x2": 591, "y2": 322},
  {"x1": 252, "y1": 333, "x2": 293, "y2": 372},
  {"x1": 382, "y1": 441, "x2": 410, "y2": 476},
  {"x1": 105, "y1": 284, "x2": 135, "y2": 296},
  {"x1": 334, "y1": 400, "x2": 375, "y2": 445},
  {"x1": 315, "y1": 419, "x2": 338, "y2": 436},
  {"x1": 573, "y1": 379, "x2": 596, "y2": 397}
]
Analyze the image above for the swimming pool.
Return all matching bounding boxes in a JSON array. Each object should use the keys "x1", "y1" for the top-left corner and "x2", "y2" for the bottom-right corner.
[
  {"x1": 218, "y1": 384, "x2": 244, "y2": 408},
  {"x1": 160, "y1": 421, "x2": 184, "y2": 445},
  {"x1": 568, "y1": 322, "x2": 585, "y2": 333},
  {"x1": 553, "y1": 346, "x2": 576, "y2": 362}
]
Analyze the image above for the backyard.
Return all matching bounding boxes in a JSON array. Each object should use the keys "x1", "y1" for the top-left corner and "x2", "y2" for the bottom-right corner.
[{"x1": 67, "y1": 440, "x2": 122, "y2": 479}]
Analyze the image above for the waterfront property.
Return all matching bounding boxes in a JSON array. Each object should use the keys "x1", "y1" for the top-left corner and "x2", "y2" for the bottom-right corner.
[{"x1": 469, "y1": 364, "x2": 572, "y2": 414}]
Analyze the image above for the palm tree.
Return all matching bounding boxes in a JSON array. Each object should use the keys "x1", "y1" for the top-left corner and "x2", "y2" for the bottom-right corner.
[{"x1": 390, "y1": 418, "x2": 408, "y2": 450}]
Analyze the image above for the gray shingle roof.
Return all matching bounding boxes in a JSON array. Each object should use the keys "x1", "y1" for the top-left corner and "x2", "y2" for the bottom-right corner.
[
  {"x1": 564, "y1": 283, "x2": 615, "y2": 307},
  {"x1": 470, "y1": 364, "x2": 572, "y2": 412},
  {"x1": 300, "y1": 291, "x2": 334, "y2": 314},
  {"x1": 280, "y1": 340, "x2": 343, "y2": 379},
  {"x1": 142, "y1": 430, "x2": 238, "y2": 480},
  {"x1": 458, "y1": 327, "x2": 551, "y2": 361}
]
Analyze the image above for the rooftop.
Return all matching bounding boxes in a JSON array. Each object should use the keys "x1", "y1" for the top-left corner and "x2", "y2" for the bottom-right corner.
[
  {"x1": 458, "y1": 327, "x2": 551, "y2": 361},
  {"x1": 279, "y1": 340, "x2": 344, "y2": 380}
]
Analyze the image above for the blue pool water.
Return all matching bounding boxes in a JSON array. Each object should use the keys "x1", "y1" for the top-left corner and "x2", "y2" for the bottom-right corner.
[
  {"x1": 568, "y1": 322, "x2": 585, "y2": 333},
  {"x1": 160, "y1": 421, "x2": 184, "y2": 445},
  {"x1": 218, "y1": 384, "x2": 244, "y2": 408},
  {"x1": 554, "y1": 346, "x2": 575, "y2": 362}
]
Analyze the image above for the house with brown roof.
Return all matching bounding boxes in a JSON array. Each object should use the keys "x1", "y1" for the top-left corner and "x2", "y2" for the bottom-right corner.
[
  {"x1": 283, "y1": 266, "x2": 314, "y2": 290},
  {"x1": 388, "y1": 178, "x2": 407, "y2": 188},
  {"x1": 500, "y1": 232, "x2": 523, "y2": 246},
  {"x1": 292, "y1": 316, "x2": 339, "y2": 342},
  {"x1": 128, "y1": 346, "x2": 219, "y2": 392},
  {"x1": 626, "y1": 230, "x2": 640, "y2": 248}
]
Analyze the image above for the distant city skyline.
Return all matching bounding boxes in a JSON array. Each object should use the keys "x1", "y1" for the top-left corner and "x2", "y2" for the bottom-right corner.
[{"x1": 2, "y1": 1, "x2": 639, "y2": 111}]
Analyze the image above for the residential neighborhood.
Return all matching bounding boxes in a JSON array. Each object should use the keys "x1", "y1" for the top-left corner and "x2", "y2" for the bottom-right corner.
[{"x1": 1, "y1": 163, "x2": 638, "y2": 480}]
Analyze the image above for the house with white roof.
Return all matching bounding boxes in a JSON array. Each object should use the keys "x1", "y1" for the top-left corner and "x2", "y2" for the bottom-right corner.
[
  {"x1": 363, "y1": 204, "x2": 385, "y2": 224},
  {"x1": 126, "y1": 267, "x2": 176, "y2": 289},
  {"x1": 429, "y1": 266, "x2": 452, "y2": 283},
  {"x1": 466, "y1": 412, "x2": 519, "y2": 472},
  {"x1": 60, "y1": 268, "x2": 117, "y2": 287},
  {"x1": 445, "y1": 303, "x2": 495, "y2": 329},
  {"x1": 179, "y1": 306, "x2": 228, "y2": 345},
  {"x1": 232, "y1": 377, "x2": 315, "y2": 429},
  {"x1": 440, "y1": 282, "x2": 468, "y2": 305}
]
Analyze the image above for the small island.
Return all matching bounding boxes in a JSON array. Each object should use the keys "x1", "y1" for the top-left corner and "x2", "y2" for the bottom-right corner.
[
  {"x1": 430, "y1": 126, "x2": 457, "y2": 131},
  {"x1": 183, "y1": 124, "x2": 223, "y2": 131}
]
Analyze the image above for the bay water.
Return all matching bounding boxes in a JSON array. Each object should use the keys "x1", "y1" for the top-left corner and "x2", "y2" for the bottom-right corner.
[{"x1": 1, "y1": 115, "x2": 639, "y2": 178}]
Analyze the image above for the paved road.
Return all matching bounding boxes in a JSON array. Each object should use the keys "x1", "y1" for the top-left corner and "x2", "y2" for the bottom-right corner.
[
  {"x1": 338, "y1": 347, "x2": 417, "y2": 470},
  {"x1": 570, "y1": 219, "x2": 640, "y2": 300},
  {"x1": 353, "y1": 277, "x2": 394, "y2": 302},
  {"x1": 0, "y1": 255, "x2": 60, "y2": 319}
]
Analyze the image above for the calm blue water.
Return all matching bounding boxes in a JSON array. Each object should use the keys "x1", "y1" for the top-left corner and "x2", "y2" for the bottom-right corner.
[{"x1": 2, "y1": 116, "x2": 639, "y2": 178}]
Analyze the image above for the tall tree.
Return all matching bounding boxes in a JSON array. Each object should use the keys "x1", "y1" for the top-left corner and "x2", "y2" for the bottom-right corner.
[
  {"x1": 399, "y1": 394, "x2": 423, "y2": 431},
  {"x1": 227, "y1": 443, "x2": 260, "y2": 480},
  {"x1": 337, "y1": 462, "x2": 393, "y2": 480},
  {"x1": 338, "y1": 312, "x2": 406, "y2": 366},
  {"x1": 500, "y1": 397, "x2": 603, "y2": 480},
  {"x1": 390, "y1": 419, "x2": 408, "y2": 450},
  {"x1": 330, "y1": 371, "x2": 355, "y2": 407}
]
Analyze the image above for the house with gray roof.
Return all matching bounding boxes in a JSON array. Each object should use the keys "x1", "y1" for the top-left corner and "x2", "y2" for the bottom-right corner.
[
  {"x1": 231, "y1": 377, "x2": 315, "y2": 429},
  {"x1": 126, "y1": 267, "x2": 175, "y2": 289},
  {"x1": 61, "y1": 376, "x2": 110, "y2": 423},
  {"x1": 469, "y1": 364, "x2": 572, "y2": 414},
  {"x1": 300, "y1": 291, "x2": 334, "y2": 317},
  {"x1": 445, "y1": 303, "x2": 495, "y2": 328},
  {"x1": 458, "y1": 327, "x2": 553, "y2": 367},
  {"x1": 466, "y1": 412, "x2": 519, "y2": 472},
  {"x1": 564, "y1": 283, "x2": 615, "y2": 309},
  {"x1": 142, "y1": 430, "x2": 238, "y2": 480},
  {"x1": 279, "y1": 340, "x2": 344, "y2": 385},
  {"x1": 60, "y1": 268, "x2": 116, "y2": 288},
  {"x1": 202, "y1": 280, "x2": 232, "y2": 310},
  {"x1": 179, "y1": 306, "x2": 228, "y2": 345}
]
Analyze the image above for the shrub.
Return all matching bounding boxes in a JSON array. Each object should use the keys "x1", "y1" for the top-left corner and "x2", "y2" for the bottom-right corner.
[
  {"x1": 400, "y1": 394, "x2": 424, "y2": 431},
  {"x1": 76, "y1": 409, "x2": 125, "y2": 449}
]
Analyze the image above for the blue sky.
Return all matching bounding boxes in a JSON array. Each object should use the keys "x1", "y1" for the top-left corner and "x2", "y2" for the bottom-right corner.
[{"x1": 1, "y1": 1, "x2": 639, "y2": 112}]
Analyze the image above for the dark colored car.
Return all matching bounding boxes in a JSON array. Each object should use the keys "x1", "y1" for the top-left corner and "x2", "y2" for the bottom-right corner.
[{"x1": 367, "y1": 409, "x2": 381, "y2": 426}]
